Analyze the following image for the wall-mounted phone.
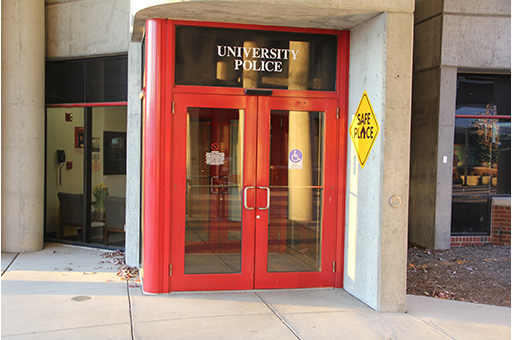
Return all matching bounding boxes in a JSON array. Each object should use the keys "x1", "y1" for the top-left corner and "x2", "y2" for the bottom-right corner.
[
  {"x1": 57, "y1": 150, "x2": 65, "y2": 185},
  {"x1": 57, "y1": 150, "x2": 66, "y2": 163}
]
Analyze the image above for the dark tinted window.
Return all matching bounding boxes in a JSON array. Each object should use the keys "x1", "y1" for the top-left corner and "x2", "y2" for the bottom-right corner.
[
  {"x1": 175, "y1": 26, "x2": 337, "y2": 91},
  {"x1": 46, "y1": 61, "x2": 85, "y2": 104},
  {"x1": 456, "y1": 74, "x2": 510, "y2": 116},
  {"x1": 46, "y1": 56, "x2": 127, "y2": 104}
]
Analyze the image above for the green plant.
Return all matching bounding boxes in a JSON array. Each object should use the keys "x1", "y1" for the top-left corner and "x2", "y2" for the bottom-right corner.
[{"x1": 93, "y1": 183, "x2": 110, "y2": 212}]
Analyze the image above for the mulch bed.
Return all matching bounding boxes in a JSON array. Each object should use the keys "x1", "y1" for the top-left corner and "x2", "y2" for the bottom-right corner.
[{"x1": 407, "y1": 244, "x2": 511, "y2": 307}]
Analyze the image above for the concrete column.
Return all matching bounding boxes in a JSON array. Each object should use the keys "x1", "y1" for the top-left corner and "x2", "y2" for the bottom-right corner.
[
  {"x1": 433, "y1": 66, "x2": 457, "y2": 249},
  {"x1": 379, "y1": 12, "x2": 413, "y2": 312},
  {"x1": 288, "y1": 41, "x2": 312, "y2": 221},
  {"x1": 1, "y1": 0, "x2": 45, "y2": 252},
  {"x1": 345, "y1": 12, "x2": 413, "y2": 312},
  {"x1": 125, "y1": 42, "x2": 142, "y2": 266}
]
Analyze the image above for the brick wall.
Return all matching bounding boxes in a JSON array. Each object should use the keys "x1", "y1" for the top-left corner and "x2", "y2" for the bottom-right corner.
[
  {"x1": 450, "y1": 235, "x2": 492, "y2": 247},
  {"x1": 491, "y1": 205, "x2": 511, "y2": 245},
  {"x1": 451, "y1": 198, "x2": 511, "y2": 247}
]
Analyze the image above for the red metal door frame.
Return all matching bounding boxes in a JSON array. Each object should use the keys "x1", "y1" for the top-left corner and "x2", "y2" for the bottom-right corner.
[
  {"x1": 170, "y1": 93, "x2": 256, "y2": 291},
  {"x1": 169, "y1": 93, "x2": 337, "y2": 291},
  {"x1": 142, "y1": 18, "x2": 349, "y2": 294},
  {"x1": 253, "y1": 96, "x2": 338, "y2": 289}
]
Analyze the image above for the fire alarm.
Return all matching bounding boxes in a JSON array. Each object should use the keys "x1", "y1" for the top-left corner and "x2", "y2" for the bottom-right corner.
[
  {"x1": 66, "y1": 161, "x2": 73, "y2": 170},
  {"x1": 65, "y1": 113, "x2": 73, "y2": 122}
]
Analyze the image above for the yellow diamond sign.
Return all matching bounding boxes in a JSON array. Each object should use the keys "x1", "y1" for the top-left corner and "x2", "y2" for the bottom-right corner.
[{"x1": 349, "y1": 91, "x2": 380, "y2": 169}]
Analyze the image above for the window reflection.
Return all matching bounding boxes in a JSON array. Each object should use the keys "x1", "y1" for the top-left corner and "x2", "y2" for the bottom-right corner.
[
  {"x1": 267, "y1": 110, "x2": 324, "y2": 272},
  {"x1": 452, "y1": 74, "x2": 511, "y2": 235},
  {"x1": 184, "y1": 108, "x2": 243, "y2": 274},
  {"x1": 175, "y1": 26, "x2": 337, "y2": 91}
]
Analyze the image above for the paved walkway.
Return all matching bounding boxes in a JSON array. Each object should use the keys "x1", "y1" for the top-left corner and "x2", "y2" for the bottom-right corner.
[{"x1": 2, "y1": 243, "x2": 510, "y2": 339}]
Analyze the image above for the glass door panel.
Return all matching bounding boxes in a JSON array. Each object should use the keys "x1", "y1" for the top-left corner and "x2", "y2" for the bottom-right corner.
[
  {"x1": 45, "y1": 107, "x2": 85, "y2": 242},
  {"x1": 184, "y1": 108, "x2": 243, "y2": 274},
  {"x1": 91, "y1": 106, "x2": 127, "y2": 247},
  {"x1": 267, "y1": 110, "x2": 324, "y2": 272},
  {"x1": 253, "y1": 96, "x2": 337, "y2": 289}
]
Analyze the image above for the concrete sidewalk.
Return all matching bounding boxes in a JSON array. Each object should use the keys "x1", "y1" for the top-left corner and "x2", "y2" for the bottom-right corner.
[{"x1": 2, "y1": 243, "x2": 510, "y2": 339}]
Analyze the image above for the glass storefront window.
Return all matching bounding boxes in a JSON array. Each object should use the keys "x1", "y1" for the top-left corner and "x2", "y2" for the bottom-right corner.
[
  {"x1": 175, "y1": 25, "x2": 337, "y2": 91},
  {"x1": 452, "y1": 74, "x2": 511, "y2": 235},
  {"x1": 45, "y1": 106, "x2": 127, "y2": 248}
]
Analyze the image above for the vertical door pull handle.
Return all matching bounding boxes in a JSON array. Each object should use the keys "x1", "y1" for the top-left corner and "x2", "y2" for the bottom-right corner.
[
  {"x1": 221, "y1": 176, "x2": 230, "y2": 194},
  {"x1": 244, "y1": 186, "x2": 255, "y2": 210},
  {"x1": 258, "y1": 186, "x2": 270, "y2": 210},
  {"x1": 210, "y1": 176, "x2": 219, "y2": 194}
]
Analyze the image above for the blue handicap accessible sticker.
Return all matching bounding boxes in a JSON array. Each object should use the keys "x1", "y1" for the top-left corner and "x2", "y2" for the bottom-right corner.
[{"x1": 289, "y1": 149, "x2": 303, "y2": 163}]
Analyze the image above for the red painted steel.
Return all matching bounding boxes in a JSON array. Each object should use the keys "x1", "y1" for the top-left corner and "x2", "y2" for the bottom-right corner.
[
  {"x1": 335, "y1": 30, "x2": 350, "y2": 288},
  {"x1": 253, "y1": 96, "x2": 338, "y2": 289},
  {"x1": 174, "y1": 85, "x2": 339, "y2": 99},
  {"x1": 170, "y1": 93, "x2": 257, "y2": 291},
  {"x1": 142, "y1": 18, "x2": 350, "y2": 293},
  {"x1": 143, "y1": 19, "x2": 167, "y2": 294}
]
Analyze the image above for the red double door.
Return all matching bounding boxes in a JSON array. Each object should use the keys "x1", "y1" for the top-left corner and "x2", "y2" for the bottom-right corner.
[{"x1": 170, "y1": 93, "x2": 338, "y2": 291}]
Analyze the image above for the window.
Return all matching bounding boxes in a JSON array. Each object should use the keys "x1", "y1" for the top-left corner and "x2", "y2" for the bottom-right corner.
[
  {"x1": 175, "y1": 25, "x2": 337, "y2": 91},
  {"x1": 452, "y1": 74, "x2": 511, "y2": 235},
  {"x1": 46, "y1": 55, "x2": 128, "y2": 104}
]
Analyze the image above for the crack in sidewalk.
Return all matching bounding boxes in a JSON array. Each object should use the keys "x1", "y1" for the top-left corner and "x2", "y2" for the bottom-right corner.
[
  {"x1": 408, "y1": 312, "x2": 459, "y2": 340},
  {"x1": 127, "y1": 282, "x2": 136, "y2": 340},
  {"x1": 2, "y1": 253, "x2": 19, "y2": 277},
  {"x1": 255, "y1": 292, "x2": 302, "y2": 340}
]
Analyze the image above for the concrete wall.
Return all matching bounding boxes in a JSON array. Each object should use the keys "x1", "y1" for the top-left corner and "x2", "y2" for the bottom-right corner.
[
  {"x1": 442, "y1": 1, "x2": 511, "y2": 69},
  {"x1": 345, "y1": 15, "x2": 386, "y2": 309},
  {"x1": 345, "y1": 12, "x2": 413, "y2": 312},
  {"x1": 409, "y1": 0, "x2": 511, "y2": 249},
  {"x1": 130, "y1": 0, "x2": 415, "y2": 40},
  {"x1": 2, "y1": 0, "x2": 45, "y2": 252},
  {"x1": 46, "y1": 0, "x2": 130, "y2": 58}
]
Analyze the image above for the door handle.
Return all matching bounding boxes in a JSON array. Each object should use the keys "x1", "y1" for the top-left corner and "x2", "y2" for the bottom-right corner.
[
  {"x1": 221, "y1": 176, "x2": 230, "y2": 194},
  {"x1": 244, "y1": 186, "x2": 255, "y2": 210},
  {"x1": 258, "y1": 186, "x2": 270, "y2": 210},
  {"x1": 210, "y1": 176, "x2": 219, "y2": 194}
]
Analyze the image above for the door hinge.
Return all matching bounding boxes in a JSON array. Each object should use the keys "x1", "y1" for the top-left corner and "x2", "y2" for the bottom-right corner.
[
  {"x1": 336, "y1": 107, "x2": 340, "y2": 119},
  {"x1": 332, "y1": 261, "x2": 336, "y2": 273},
  {"x1": 169, "y1": 264, "x2": 173, "y2": 276},
  {"x1": 172, "y1": 101, "x2": 175, "y2": 114}
]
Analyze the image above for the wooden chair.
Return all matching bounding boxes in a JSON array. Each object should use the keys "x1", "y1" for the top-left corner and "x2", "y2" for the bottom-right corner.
[
  {"x1": 103, "y1": 196, "x2": 126, "y2": 244},
  {"x1": 57, "y1": 192, "x2": 83, "y2": 237}
]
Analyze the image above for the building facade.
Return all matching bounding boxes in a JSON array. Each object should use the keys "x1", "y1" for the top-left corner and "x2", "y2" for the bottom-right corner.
[
  {"x1": 1, "y1": 0, "x2": 508, "y2": 313},
  {"x1": 409, "y1": 0, "x2": 511, "y2": 249}
]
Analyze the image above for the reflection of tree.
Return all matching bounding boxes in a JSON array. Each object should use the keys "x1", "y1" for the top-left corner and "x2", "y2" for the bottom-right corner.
[{"x1": 471, "y1": 104, "x2": 499, "y2": 165}]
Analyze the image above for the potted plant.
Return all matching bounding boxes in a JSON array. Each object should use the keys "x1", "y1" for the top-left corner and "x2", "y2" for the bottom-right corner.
[{"x1": 93, "y1": 183, "x2": 109, "y2": 220}]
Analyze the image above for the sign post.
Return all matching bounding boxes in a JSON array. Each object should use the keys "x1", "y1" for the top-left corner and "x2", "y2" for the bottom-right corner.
[{"x1": 349, "y1": 91, "x2": 380, "y2": 169}]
